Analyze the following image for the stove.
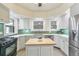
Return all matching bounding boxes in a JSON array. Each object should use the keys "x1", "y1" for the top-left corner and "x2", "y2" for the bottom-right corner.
[
  {"x1": 0, "y1": 36, "x2": 17, "y2": 56},
  {"x1": 0, "y1": 37, "x2": 16, "y2": 46}
]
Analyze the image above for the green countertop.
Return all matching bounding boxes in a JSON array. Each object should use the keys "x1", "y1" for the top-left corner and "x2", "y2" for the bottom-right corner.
[
  {"x1": 10, "y1": 33, "x2": 68, "y2": 38},
  {"x1": 17, "y1": 29, "x2": 69, "y2": 38}
]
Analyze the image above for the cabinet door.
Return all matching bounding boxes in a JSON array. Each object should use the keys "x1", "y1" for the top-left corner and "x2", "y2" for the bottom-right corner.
[
  {"x1": 17, "y1": 37, "x2": 26, "y2": 51},
  {"x1": 59, "y1": 37, "x2": 65, "y2": 52},
  {"x1": 60, "y1": 36, "x2": 69, "y2": 55},
  {"x1": 17, "y1": 38, "x2": 20, "y2": 51},
  {"x1": 18, "y1": 19, "x2": 25, "y2": 29},
  {"x1": 54, "y1": 36, "x2": 61, "y2": 48},
  {"x1": 26, "y1": 46, "x2": 40, "y2": 56},
  {"x1": 64, "y1": 38, "x2": 69, "y2": 55},
  {"x1": 40, "y1": 46, "x2": 53, "y2": 56}
]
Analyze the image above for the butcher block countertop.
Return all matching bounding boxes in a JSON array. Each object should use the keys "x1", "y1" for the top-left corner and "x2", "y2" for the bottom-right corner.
[{"x1": 25, "y1": 38, "x2": 56, "y2": 45}]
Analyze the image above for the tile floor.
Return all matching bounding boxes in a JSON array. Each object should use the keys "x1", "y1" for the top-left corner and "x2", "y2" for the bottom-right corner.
[{"x1": 17, "y1": 47, "x2": 65, "y2": 56}]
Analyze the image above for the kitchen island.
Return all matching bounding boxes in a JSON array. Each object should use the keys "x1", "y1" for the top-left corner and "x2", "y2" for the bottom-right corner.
[{"x1": 25, "y1": 38, "x2": 56, "y2": 56}]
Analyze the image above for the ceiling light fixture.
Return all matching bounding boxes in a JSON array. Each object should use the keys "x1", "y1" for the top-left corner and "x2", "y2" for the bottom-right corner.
[{"x1": 38, "y1": 3, "x2": 42, "y2": 7}]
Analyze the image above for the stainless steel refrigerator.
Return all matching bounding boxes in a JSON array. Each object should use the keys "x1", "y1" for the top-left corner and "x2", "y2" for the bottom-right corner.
[{"x1": 69, "y1": 15, "x2": 79, "y2": 56}]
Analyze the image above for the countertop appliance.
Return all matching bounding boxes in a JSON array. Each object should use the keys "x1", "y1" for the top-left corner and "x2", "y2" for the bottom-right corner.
[
  {"x1": 69, "y1": 15, "x2": 79, "y2": 56},
  {"x1": 0, "y1": 36, "x2": 17, "y2": 56}
]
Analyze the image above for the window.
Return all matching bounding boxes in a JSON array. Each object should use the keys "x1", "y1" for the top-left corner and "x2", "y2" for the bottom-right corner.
[
  {"x1": 33, "y1": 21, "x2": 43, "y2": 29},
  {"x1": 51, "y1": 21, "x2": 57, "y2": 29}
]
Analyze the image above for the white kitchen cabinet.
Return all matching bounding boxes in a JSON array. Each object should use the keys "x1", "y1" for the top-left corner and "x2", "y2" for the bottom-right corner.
[
  {"x1": 26, "y1": 46, "x2": 40, "y2": 56},
  {"x1": 60, "y1": 36, "x2": 69, "y2": 55},
  {"x1": 60, "y1": 37, "x2": 65, "y2": 52},
  {"x1": 18, "y1": 19, "x2": 25, "y2": 29},
  {"x1": 54, "y1": 35, "x2": 69, "y2": 55},
  {"x1": 64, "y1": 38, "x2": 69, "y2": 55},
  {"x1": 17, "y1": 36, "x2": 26, "y2": 51},
  {"x1": 23, "y1": 19, "x2": 30, "y2": 29},
  {"x1": 54, "y1": 36, "x2": 61, "y2": 48},
  {"x1": 26, "y1": 45, "x2": 53, "y2": 56},
  {"x1": 41, "y1": 46, "x2": 53, "y2": 56},
  {"x1": 17, "y1": 36, "x2": 30, "y2": 51}
]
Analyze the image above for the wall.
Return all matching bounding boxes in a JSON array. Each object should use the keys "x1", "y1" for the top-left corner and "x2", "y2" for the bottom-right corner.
[
  {"x1": 0, "y1": 4, "x2": 9, "y2": 22},
  {"x1": 3, "y1": 3, "x2": 32, "y2": 18}
]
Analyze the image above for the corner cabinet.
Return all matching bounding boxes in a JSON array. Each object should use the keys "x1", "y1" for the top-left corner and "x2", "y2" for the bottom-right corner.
[
  {"x1": 54, "y1": 35, "x2": 69, "y2": 56},
  {"x1": 54, "y1": 35, "x2": 61, "y2": 48},
  {"x1": 31, "y1": 18, "x2": 45, "y2": 31}
]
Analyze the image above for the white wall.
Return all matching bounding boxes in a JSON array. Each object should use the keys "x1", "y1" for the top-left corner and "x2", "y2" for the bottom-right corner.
[{"x1": 0, "y1": 4, "x2": 9, "y2": 22}]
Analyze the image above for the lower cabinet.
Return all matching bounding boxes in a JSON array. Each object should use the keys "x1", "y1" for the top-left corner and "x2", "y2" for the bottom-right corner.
[
  {"x1": 41, "y1": 46, "x2": 53, "y2": 56},
  {"x1": 64, "y1": 38, "x2": 69, "y2": 55},
  {"x1": 60, "y1": 36, "x2": 69, "y2": 56},
  {"x1": 26, "y1": 45, "x2": 53, "y2": 56},
  {"x1": 54, "y1": 36, "x2": 61, "y2": 48},
  {"x1": 27, "y1": 46, "x2": 40, "y2": 56},
  {"x1": 17, "y1": 37, "x2": 26, "y2": 51},
  {"x1": 17, "y1": 36, "x2": 30, "y2": 51},
  {"x1": 54, "y1": 35, "x2": 69, "y2": 56}
]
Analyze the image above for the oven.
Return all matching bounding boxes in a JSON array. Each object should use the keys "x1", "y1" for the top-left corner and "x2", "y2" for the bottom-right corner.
[{"x1": 0, "y1": 37, "x2": 17, "y2": 56}]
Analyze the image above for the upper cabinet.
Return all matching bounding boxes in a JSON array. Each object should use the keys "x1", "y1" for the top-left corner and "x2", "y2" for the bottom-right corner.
[
  {"x1": 57, "y1": 9, "x2": 70, "y2": 29},
  {"x1": 30, "y1": 15, "x2": 69, "y2": 31},
  {"x1": 18, "y1": 17, "x2": 31, "y2": 30},
  {"x1": 18, "y1": 18, "x2": 25, "y2": 29}
]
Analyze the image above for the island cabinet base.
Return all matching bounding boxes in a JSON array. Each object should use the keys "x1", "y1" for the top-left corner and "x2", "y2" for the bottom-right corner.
[{"x1": 26, "y1": 45, "x2": 53, "y2": 56}]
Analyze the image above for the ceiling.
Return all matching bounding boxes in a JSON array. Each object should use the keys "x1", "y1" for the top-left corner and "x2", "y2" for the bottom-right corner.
[
  {"x1": 3, "y1": 3, "x2": 74, "y2": 18},
  {"x1": 16, "y1": 3, "x2": 63, "y2": 12}
]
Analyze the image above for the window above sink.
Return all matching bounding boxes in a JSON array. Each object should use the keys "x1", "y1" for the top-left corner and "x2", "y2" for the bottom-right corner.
[{"x1": 31, "y1": 18, "x2": 45, "y2": 31}]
